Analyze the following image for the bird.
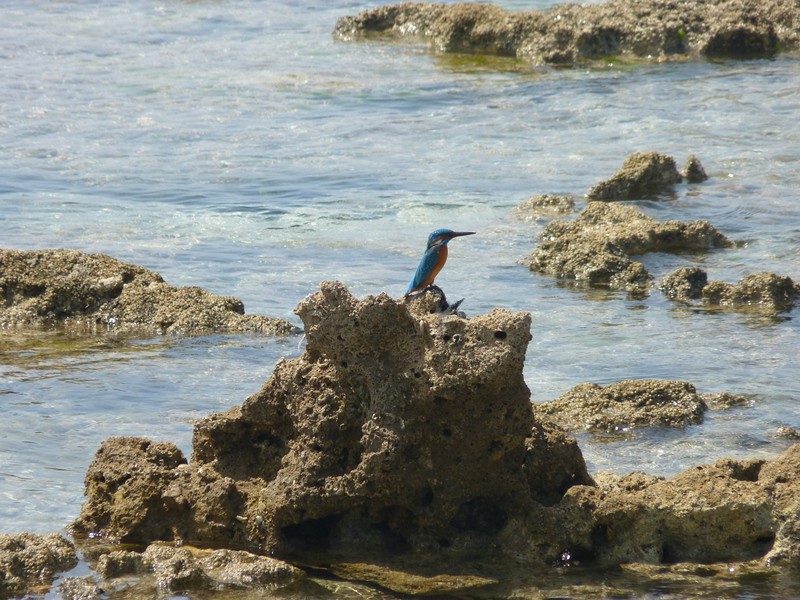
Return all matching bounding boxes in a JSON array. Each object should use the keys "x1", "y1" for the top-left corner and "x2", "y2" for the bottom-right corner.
[{"x1": 405, "y1": 229, "x2": 475, "y2": 297}]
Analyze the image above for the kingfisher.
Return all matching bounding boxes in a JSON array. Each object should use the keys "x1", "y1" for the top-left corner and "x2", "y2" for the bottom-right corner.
[{"x1": 405, "y1": 229, "x2": 475, "y2": 297}]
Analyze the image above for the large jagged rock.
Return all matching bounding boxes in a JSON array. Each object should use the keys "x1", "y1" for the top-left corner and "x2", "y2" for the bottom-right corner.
[
  {"x1": 65, "y1": 283, "x2": 800, "y2": 588},
  {"x1": 71, "y1": 282, "x2": 591, "y2": 562},
  {"x1": 586, "y1": 152, "x2": 683, "y2": 201},
  {"x1": 660, "y1": 267, "x2": 800, "y2": 312},
  {"x1": 525, "y1": 202, "x2": 734, "y2": 290},
  {"x1": 0, "y1": 533, "x2": 78, "y2": 597},
  {"x1": 334, "y1": 0, "x2": 800, "y2": 66},
  {"x1": 0, "y1": 249, "x2": 297, "y2": 335}
]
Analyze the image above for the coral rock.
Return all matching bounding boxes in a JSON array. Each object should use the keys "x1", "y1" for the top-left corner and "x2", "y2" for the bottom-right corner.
[
  {"x1": 0, "y1": 248, "x2": 297, "y2": 335},
  {"x1": 72, "y1": 282, "x2": 591, "y2": 562},
  {"x1": 587, "y1": 152, "x2": 682, "y2": 201}
]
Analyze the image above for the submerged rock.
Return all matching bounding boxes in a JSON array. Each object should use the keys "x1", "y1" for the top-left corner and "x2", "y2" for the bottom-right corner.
[
  {"x1": 659, "y1": 266, "x2": 709, "y2": 301},
  {"x1": 586, "y1": 152, "x2": 683, "y2": 201},
  {"x1": 682, "y1": 154, "x2": 709, "y2": 183},
  {"x1": 0, "y1": 533, "x2": 78, "y2": 597},
  {"x1": 334, "y1": 0, "x2": 800, "y2": 66},
  {"x1": 0, "y1": 249, "x2": 297, "y2": 335},
  {"x1": 525, "y1": 202, "x2": 733, "y2": 290},
  {"x1": 535, "y1": 380, "x2": 709, "y2": 433},
  {"x1": 703, "y1": 272, "x2": 800, "y2": 311},
  {"x1": 660, "y1": 268, "x2": 800, "y2": 312},
  {"x1": 71, "y1": 282, "x2": 591, "y2": 563},
  {"x1": 514, "y1": 194, "x2": 576, "y2": 219}
]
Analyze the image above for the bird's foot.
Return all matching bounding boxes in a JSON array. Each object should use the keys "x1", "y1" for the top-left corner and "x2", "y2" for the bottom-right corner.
[{"x1": 425, "y1": 285, "x2": 466, "y2": 317}]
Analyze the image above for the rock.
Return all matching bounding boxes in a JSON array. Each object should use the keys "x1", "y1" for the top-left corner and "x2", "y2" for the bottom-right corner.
[
  {"x1": 326, "y1": 561, "x2": 497, "y2": 595},
  {"x1": 333, "y1": 0, "x2": 800, "y2": 65},
  {"x1": 57, "y1": 576, "x2": 104, "y2": 600},
  {"x1": 95, "y1": 549, "x2": 147, "y2": 579},
  {"x1": 525, "y1": 202, "x2": 733, "y2": 290},
  {"x1": 0, "y1": 532, "x2": 78, "y2": 597},
  {"x1": 775, "y1": 424, "x2": 800, "y2": 441},
  {"x1": 587, "y1": 152, "x2": 682, "y2": 201},
  {"x1": 0, "y1": 248, "x2": 298, "y2": 335},
  {"x1": 70, "y1": 437, "x2": 189, "y2": 544},
  {"x1": 71, "y1": 282, "x2": 591, "y2": 564},
  {"x1": 513, "y1": 194, "x2": 576, "y2": 219},
  {"x1": 661, "y1": 268, "x2": 800, "y2": 312},
  {"x1": 659, "y1": 266, "x2": 708, "y2": 301},
  {"x1": 92, "y1": 545, "x2": 303, "y2": 593},
  {"x1": 701, "y1": 391, "x2": 750, "y2": 410},
  {"x1": 562, "y1": 455, "x2": 776, "y2": 565},
  {"x1": 683, "y1": 154, "x2": 709, "y2": 183},
  {"x1": 534, "y1": 380, "x2": 708, "y2": 433},
  {"x1": 702, "y1": 272, "x2": 800, "y2": 311}
]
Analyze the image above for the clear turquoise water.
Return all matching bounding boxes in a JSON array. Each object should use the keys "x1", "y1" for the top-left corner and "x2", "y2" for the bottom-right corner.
[{"x1": 1, "y1": 0, "x2": 799, "y2": 550}]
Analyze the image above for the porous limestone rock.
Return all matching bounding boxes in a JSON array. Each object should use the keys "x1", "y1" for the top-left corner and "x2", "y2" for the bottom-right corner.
[
  {"x1": 0, "y1": 533, "x2": 78, "y2": 597},
  {"x1": 534, "y1": 380, "x2": 709, "y2": 433},
  {"x1": 72, "y1": 282, "x2": 591, "y2": 563},
  {"x1": 513, "y1": 194, "x2": 576, "y2": 220},
  {"x1": 560, "y1": 448, "x2": 800, "y2": 567},
  {"x1": 660, "y1": 268, "x2": 800, "y2": 312},
  {"x1": 525, "y1": 202, "x2": 733, "y2": 290},
  {"x1": 334, "y1": 0, "x2": 799, "y2": 66},
  {"x1": 702, "y1": 272, "x2": 800, "y2": 311},
  {"x1": 659, "y1": 266, "x2": 709, "y2": 301},
  {"x1": 587, "y1": 152, "x2": 682, "y2": 201},
  {"x1": 683, "y1": 154, "x2": 709, "y2": 183},
  {"x1": 0, "y1": 249, "x2": 297, "y2": 335}
]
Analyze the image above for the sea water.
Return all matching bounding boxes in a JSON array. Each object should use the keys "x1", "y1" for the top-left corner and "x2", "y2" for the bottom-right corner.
[{"x1": 1, "y1": 0, "x2": 799, "y2": 563}]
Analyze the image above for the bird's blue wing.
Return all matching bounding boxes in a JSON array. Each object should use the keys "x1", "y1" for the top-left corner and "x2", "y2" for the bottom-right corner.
[{"x1": 406, "y1": 247, "x2": 439, "y2": 295}]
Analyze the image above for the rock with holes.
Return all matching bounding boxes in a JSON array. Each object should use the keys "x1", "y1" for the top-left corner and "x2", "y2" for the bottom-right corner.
[
  {"x1": 587, "y1": 152, "x2": 683, "y2": 201},
  {"x1": 71, "y1": 281, "x2": 591, "y2": 563},
  {"x1": 559, "y1": 453, "x2": 792, "y2": 566},
  {"x1": 0, "y1": 248, "x2": 297, "y2": 335},
  {"x1": 660, "y1": 268, "x2": 800, "y2": 312},
  {"x1": 0, "y1": 533, "x2": 78, "y2": 597},
  {"x1": 333, "y1": 1, "x2": 799, "y2": 66},
  {"x1": 525, "y1": 202, "x2": 733, "y2": 290}
]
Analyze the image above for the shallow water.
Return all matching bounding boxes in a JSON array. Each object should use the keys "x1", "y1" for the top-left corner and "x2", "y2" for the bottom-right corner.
[{"x1": 1, "y1": 0, "x2": 799, "y2": 579}]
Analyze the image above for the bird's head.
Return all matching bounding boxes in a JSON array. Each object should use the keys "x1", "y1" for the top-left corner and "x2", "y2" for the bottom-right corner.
[{"x1": 426, "y1": 228, "x2": 475, "y2": 249}]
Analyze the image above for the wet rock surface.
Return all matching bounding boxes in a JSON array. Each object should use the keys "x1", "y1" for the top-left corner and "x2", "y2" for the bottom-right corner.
[
  {"x1": 513, "y1": 194, "x2": 576, "y2": 219},
  {"x1": 660, "y1": 267, "x2": 800, "y2": 312},
  {"x1": 0, "y1": 533, "x2": 78, "y2": 597},
  {"x1": 333, "y1": 0, "x2": 800, "y2": 66},
  {"x1": 71, "y1": 281, "x2": 591, "y2": 562},
  {"x1": 562, "y1": 446, "x2": 800, "y2": 567},
  {"x1": 586, "y1": 151, "x2": 683, "y2": 201},
  {"x1": 534, "y1": 380, "x2": 710, "y2": 433},
  {"x1": 5, "y1": 281, "x2": 792, "y2": 597},
  {"x1": 0, "y1": 248, "x2": 297, "y2": 335},
  {"x1": 525, "y1": 202, "x2": 734, "y2": 290}
]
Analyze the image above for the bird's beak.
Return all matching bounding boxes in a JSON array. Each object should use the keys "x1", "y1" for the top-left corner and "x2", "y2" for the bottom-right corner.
[{"x1": 448, "y1": 231, "x2": 475, "y2": 239}]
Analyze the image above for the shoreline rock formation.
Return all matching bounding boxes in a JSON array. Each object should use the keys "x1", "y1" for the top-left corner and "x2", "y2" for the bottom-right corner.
[
  {"x1": 0, "y1": 533, "x2": 77, "y2": 598},
  {"x1": 524, "y1": 202, "x2": 734, "y2": 290},
  {"x1": 660, "y1": 267, "x2": 800, "y2": 312},
  {"x1": 70, "y1": 282, "x2": 592, "y2": 561},
  {"x1": 3, "y1": 283, "x2": 800, "y2": 597},
  {"x1": 0, "y1": 249, "x2": 298, "y2": 335},
  {"x1": 334, "y1": 0, "x2": 800, "y2": 66}
]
